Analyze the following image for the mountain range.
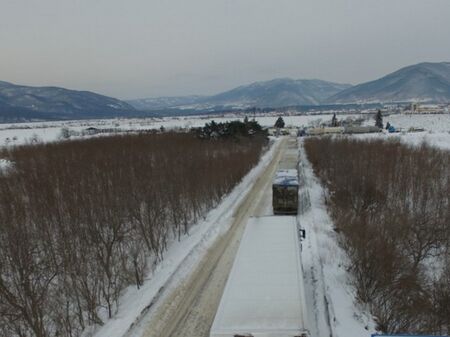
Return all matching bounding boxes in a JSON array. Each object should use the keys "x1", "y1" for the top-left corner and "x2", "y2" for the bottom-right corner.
[
  {"x1": 328, "y1": 62, "x2": 450, "y2": 104},
  {"x1": 1, "y1": 62, "x2": 450, "y2": 121},
  {"x1": 0, "y1": 81, "x2": 136, "y2": 122},
  {"x1": 129, "y1": 62, "x2": 450, "y2": 110},
  {"x1": 128, "y1": 79, "x2": 351, "y2": 110}
]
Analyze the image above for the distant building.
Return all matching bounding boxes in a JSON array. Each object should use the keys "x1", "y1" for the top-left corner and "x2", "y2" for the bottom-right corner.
[
  {"x1": 84, "y1": 127, "x2": 99, "y2": 135},
  {"x1": 344, "y1": 126, "x2": 381, "y2": 134},
  {"x1": 306, "y1": 126, "x2": 344, "y2": 136},
  {"x1": 408, "y1": 103, "x2": 445, "y2": 114}
]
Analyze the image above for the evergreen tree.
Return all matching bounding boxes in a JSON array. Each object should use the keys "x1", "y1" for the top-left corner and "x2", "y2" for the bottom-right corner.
[
  {"x1": 274, "y1": 117, "x2": 285, "y2": 128},
  {"x1": 375, "y1": 110, "x2": 383, "y2": 129},
  {"x1": 331, "y1": 113, "x2": 338, "y2": 127}
]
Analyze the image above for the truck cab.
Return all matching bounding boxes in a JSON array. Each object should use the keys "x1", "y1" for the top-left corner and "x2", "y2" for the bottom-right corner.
[{"x1": 272, "y1": 169, "x2": 299, "y2": 215}]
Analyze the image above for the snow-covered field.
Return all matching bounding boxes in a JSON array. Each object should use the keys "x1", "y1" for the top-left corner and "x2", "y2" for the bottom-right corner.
[
  {"x1": 1, "y1": 113, "x2": 449, "y2": 150},
  {"x1": 386, "y1": 113, "x2": 450, "y2": 132},
  {"x1": 355, "y1": 130, "x2": 450, "y2": 151},
  {"x1": 0, "y1": 114, "x2": 357, "y2": 146},
  {"x1": 361, "y1": 113, "x2": 450, "y2": 150}
]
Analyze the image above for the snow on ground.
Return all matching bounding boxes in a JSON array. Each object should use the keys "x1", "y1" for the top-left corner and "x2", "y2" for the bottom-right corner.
[
  {"x1": 362, "y1": 113, "x2": 450, "y2": 150},
  {"x1": 385, "y1": 113, "x2": 450, "y2": 132},
  {"x1": 0, "y1": 158, "x2": 13, "y2": 173},
  {"x1": 0, "y1": 114, "x2": 357, "y2": 146},
  {"x1": 354, "y1": 130, "x2": 450, "y2": 151},
  {"x1": 88, "y1": 139, "x2": 280, "y2": 337},
  {"x1": 2, "y1": 112, "x2": 449, "y2": 149},
  {"x1": 0, "y1": 126, "x2": 63, "y2": 145},
  {"x1": 299, "y1": 139, "x2": 376, "y2": 337}
]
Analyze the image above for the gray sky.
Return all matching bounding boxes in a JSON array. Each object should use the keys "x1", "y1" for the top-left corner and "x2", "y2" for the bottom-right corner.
[{"x1": 1, "y1": 0, "x2": 450, "y2": 99}]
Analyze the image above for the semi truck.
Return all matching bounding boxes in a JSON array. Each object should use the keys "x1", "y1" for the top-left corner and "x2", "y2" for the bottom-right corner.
[
  {"x1": 210, "y1": 216, "x2": 309, "y2": 337},
  {"x1": 273, "y1": 169, "x2": 299, "y2": 215}
]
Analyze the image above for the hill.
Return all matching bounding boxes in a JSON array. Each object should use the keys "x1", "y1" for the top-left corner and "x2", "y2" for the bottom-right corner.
[
  {"x1": 328, "y1": 62, "x2": 450, "y2": 104},
  {"x1": 206, "y1": 78, "x2": 352, "y2": 107},
  {"x1": 128, "y1": 78, "x2": 352, "y2": 110},
  {"x1": 0, "y1": 81, "x2": 136, "y2": 122},
  {"x1": 129, "y1": 95, "x2": 206, "y2": 110}
]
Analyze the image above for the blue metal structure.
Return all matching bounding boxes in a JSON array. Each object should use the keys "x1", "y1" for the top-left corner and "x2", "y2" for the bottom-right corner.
[{"x1": 388, "y1": 125, "x2": 397, "y2": 133}]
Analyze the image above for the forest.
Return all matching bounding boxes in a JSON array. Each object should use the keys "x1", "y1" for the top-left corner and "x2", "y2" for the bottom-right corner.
[
  {"x1": 305, "y1": 137, "x2": 450, "y2": 335},
  {"x1": 0, "y1": 130, "x2": 268, "y2": 337}
]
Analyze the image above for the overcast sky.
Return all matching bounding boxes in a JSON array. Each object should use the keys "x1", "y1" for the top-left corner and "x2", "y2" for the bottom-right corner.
[{"x1": 1, "y1": 0, "x2": 450, "y2": 99}]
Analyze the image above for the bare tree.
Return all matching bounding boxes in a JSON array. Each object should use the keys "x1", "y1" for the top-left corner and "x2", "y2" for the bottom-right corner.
[
  {"x1": 0, "y1": 130, "x2": 268, "y2": 337},
  {"x1": 305, "y1": 136, "x2": 450, "y2": 334}
]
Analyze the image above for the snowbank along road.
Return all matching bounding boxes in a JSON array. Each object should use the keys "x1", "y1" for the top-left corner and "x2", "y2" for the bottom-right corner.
[{"x1": 137, "y1": 137, "x2": 298, "y2": 337}]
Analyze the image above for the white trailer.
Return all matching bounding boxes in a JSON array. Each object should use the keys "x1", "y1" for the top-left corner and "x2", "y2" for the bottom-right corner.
[{"x1": 210, "y1": 216, "x2": 309, "y2": 337}]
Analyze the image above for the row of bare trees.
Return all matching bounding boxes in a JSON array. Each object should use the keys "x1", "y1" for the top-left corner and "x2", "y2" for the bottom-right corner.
[
  {"x1": 305, "y1": 137, "x2": 450, "y2": 335},
  {"x1": 0, "y1": 131, "x2": 267, "y2": 337}
]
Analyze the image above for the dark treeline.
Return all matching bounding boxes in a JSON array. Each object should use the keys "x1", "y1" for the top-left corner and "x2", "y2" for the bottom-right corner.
[
  {"x1": 194, "y1": 118, "x2": 265, "y2": 139},
  {"x1": 0, "y1": 131, "x2": 267, "y2": 337},
  {"x1": 305, "y1": 137, "x2": 450, "y2": 335}
]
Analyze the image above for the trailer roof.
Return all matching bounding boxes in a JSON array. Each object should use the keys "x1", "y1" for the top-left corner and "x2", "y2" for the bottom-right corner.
[
  {"x1": 273, "y1": 169, "x2": 299, "y2": 186},
  {"x1": 210, "y1": 216, "x2": 308, "y2": 336}
]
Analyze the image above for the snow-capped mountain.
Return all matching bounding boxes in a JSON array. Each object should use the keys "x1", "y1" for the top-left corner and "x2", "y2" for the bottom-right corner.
[
  {"x1": 327, "y1": 62, "x2": 450, "y2": 104},
  {"x1": 0, "y1": 81, "x2": 136, "y2": 121},
  {"x1": 128, "y1": 78, "x2": 352, "y2": 110},
  {"x1": 3, "y1": 61, "x2": 450, "y2": 122}
]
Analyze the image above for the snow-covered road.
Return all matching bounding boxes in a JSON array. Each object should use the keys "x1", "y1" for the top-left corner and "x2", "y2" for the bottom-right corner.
[{"x1": 132, "y1": 137, "x2": 293, "y2": 337}]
